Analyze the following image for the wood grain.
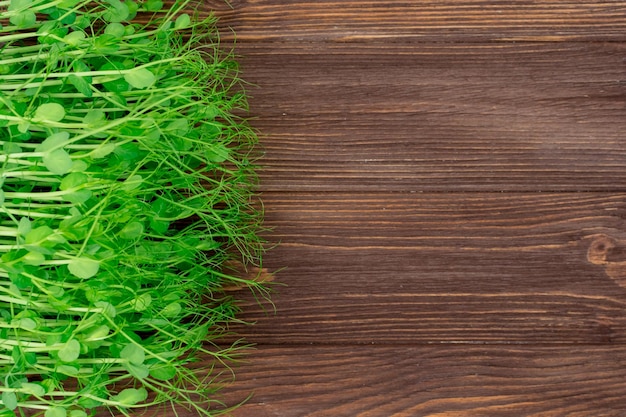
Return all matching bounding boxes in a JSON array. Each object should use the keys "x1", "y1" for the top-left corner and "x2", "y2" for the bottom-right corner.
[
  {"x1": 210, "y1": 1, "x2": 626, "y2": 42},
  {"x1": 235, "y1": 42, "x2": 626, "y2": 192},
  {"x1": 222, "y1": 193, "x2": 626, "y2": 344},
  {"x1": 201, "y1": 0, "x2": 626, "y2": 416},
  {"x1": 221, "y1": 345, "x2": 626, "y2": 417}
]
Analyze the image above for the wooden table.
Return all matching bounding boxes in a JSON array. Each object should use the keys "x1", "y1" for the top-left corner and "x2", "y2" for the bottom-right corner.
[{"x1": 207, "y1": 1, "x2": 626, "y2": 416}]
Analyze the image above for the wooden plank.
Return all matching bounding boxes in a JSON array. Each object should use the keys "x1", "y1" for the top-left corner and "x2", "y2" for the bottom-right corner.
[
  {"x1": 225, "y1": 192, "x2": 626, "y2": 344},
  {"x1": 221, "y1": 345, "x2": 626, "y2": 417},
  {"x1": 236, "y1": 42, "x2": 626, "y2": 192},
  {"x1": 258, "y1": 192, "x2": 626, "y2": 250},
  {"x1": 209, "y1": 1, "x2": 626, "y2": 42},
  {"x1": 198, "y1": 2, "x2": 626, "y2": 416}
]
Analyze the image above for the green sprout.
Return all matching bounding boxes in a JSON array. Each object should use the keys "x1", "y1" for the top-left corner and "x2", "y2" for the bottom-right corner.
[{"x1": 0, "y1": 0, "x2": 267, "y2": 415}]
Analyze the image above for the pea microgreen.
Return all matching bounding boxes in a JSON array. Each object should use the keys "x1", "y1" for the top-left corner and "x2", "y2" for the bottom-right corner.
[{"x1": 0, "y1": 0, "x2": 266, "y2": 416}]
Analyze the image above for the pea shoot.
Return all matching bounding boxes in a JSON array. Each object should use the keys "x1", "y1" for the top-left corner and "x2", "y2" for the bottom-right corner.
[{"x1": 0, "y1": 0, "x2": 266, "y2": 416}]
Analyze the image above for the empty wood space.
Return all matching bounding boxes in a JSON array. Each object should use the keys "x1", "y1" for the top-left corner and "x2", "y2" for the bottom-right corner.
[{"x1": 208, "y1": 1, "x2": 626, "y2": 416}]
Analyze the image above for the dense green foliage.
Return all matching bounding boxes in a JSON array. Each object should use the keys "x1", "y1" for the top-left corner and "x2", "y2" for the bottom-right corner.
[{"x1": 0, "y1": 0, "x2": 265, "y2": 415}]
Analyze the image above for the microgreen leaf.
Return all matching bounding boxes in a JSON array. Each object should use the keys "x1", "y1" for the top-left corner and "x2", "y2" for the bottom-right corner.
[
  {"x1": 130, "y1": 293, "x2": 151, "y2": 311},
  {"x1": 18, "y1": 217, "x2": 32, "y2": 237},
  {"x1": 34, "y1": 103, "x2": 65, "y2": 122},
  {"x1": 119, "y1": 221, "x2": 143, "y2": 239},
  {"x1": 82, "y1": 325, "x2": 110, "y2": 342},
  {"x1": 8, "y1": 0, "x2": 32, "y2": 11},
  {"x1": 111, "y1": 388, "x2": 147, "y2": 406},
  {"x1": 58, "y1": 0, "x2": 82, "y2": 7},
  {"x1": 38, "y1": 21, "x2": 69, "y2": 44},
  {"x1": 73, "y1": 59, "x2": 91, "y2": 76},
  {"x1": 21, "y1": 382, "x2": 46, "y2": 397},
  {"x1": 103, "y1": 0, "x2": 129, "y2": 23},
  {"x1": 95, "y1": 301, "x2": 116, "y2": 318},
  {"x1": 12, "y1": 317, "x2": 37, "y2": 330},
  {"x1": 9, "y1": 123, "x2": 32, "y2": 141},
  {"x1": 102, "y1": 76, "x2": 129, "y2": 93},
  {"x1": 93, "y1": 34, "x2": 120, "y2": 54},
  {"x1": 120, "y1": 343, "x2": 145, "y2": 365},
  {"x1": 63, "y1": 30, "x2": 85, "y2": 47},
  {"x1": 68, "y1": 257, "x2": 100, "y2": 279},
  {"x1": 149, "y1": 219, "x2": 169, "y2": 234},
  {"x1": 143, "y1": 0, "x2": 163, "y2": 12},
  {"x1": 71, "y1": 15, "x2": 90, "y2": 30},
  {"x1": 125, "y1": 0, "x2": 139, "y2": 19},
  {"x1": 45, "y1": 406, "x2": 67, "y2": 417},
  {"x1": 149, "y1": 364, "x2": 177, "y2": 381},
  {"x1": 48, "y1": 286, "x2": 64, "y2": 298},
  {"x1": 62, "y1": 189, "x2": 92, "y2": 204},
  {"x1": 69, "y1": 74, "x2": 93, "y2": 97},
  {"x1": 60, "y1": 172, "x2": 88, "y2": 191},
  {"x1": 121, "y1": 174, "x2": 142, "y2": 191},
  {"x1": 56, "y1": 364, "x2": 79, "y2": 376},
  {"x1": 25, "y1": 226, "x2": 54, "y2": 245},
  {"x1": 24, "y1": 251, "x2": 45, "y2": 265},
  {"x1": 160, "y1": 301, "x2": 181, "y2": 318},
  {"x1": 104, "y1": 22, "x2": 126, "y2": 38},
  {"x1": 10, "y1": 273, "x2": 32, "y2": 290},
  {"x1": 10, "y1": 10, "x2": 37, "y2": 28},
  {"x1": 36, "y1": 132, "x2": 71, "y2": 152},
  {"x1": 166, "y1": 118, "x2": 189, "y2": 135},
  {"x1": 1, "y1": 391, "x2": 17, "y2": 410},
  {"x1": 18, "y1": 120, "x2": 30, "y2": 133},
  {"x1": 90, "y1": 143, "x2": 116, "y2": 158},
  {"x1": 83, "y1": 109, "x2": 105, "y2": 126},
  {"x1": 206, "y1": 144, "x2": 230, "y2": 163},
  {"x1": 43, "y1": 149, "x2": 73, "y2": 175},
  {"x1": 126, "y1": 362, "x2": 150, "y2": 379},
  {"x1": 124, "y1": 68, "x2": 156, "y2": 89},
  {"x1": 12, "y1": 345, "x2": 37, "y2": 369},
  {"x1": 175, "y1": 14, "x2": 191, "y2": 30},
  {"x1": 58, "y1": 339, "x2": 80, "y2": 362}
]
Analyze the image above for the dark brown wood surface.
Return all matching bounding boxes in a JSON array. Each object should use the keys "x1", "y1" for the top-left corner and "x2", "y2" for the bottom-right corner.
[{"x1": 211, "y1": 1, "x2": 626, "y2": 416}]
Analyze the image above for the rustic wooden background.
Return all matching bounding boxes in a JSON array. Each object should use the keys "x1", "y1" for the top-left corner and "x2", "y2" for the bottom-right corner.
[{"x1": 206, "y1": 1, "x2": 626, "y2": 416}]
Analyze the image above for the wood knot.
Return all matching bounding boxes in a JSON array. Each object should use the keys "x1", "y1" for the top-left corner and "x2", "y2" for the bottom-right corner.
[
  {"x1": 587, "y1": 234, "x2": 626, "y2": 288},
  {"x1": 587, "y1": 234, "x2": 618, "y2": 265}
]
